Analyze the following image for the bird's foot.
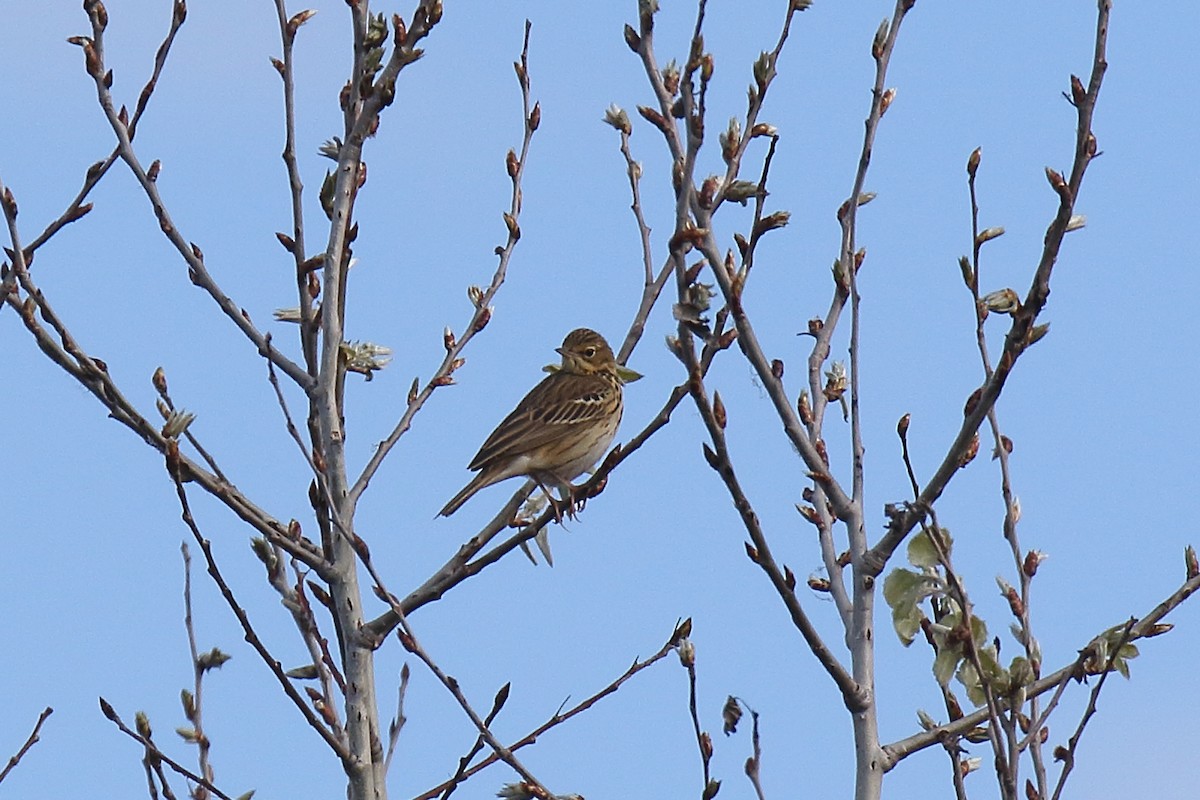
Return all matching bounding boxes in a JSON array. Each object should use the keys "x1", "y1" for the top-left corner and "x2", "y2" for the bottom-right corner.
[{"x1": 546, "y1": 491, "x2": 580, "y2": 524}]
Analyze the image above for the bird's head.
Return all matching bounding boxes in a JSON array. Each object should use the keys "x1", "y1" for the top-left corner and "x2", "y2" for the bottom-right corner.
[{"x1": 556, "y1": 328, "x2": 616, "y2": 375}]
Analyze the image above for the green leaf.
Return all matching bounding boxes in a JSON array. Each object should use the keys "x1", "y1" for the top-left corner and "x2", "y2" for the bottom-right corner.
[
  {"x1": 892, "y1": 598, "x2": 926, "y2": 647},
  {"x1": 906, "y1": 531, "x2": 940, "y2": 568},
  {"x1": 883, "y1": 568, "x2": 931, "y2": 646},
  {"x1": 934, "y1": 644, "x2": 961, "y2": 687},
  {"x1": 1113, "y1": 643, "x2": 1140, "y2": 678},
  {"x1": 969, "y1": 614, "x2": 990, "y2": 649},
  {"x1": 957, "y1": 660, "x2": 986, "y2": 707},
  {"x1": 978, "y1": 642, "x2": 1004, "y2": 687},
  {"x1": 883, "y1": 567, "x2": 924, "y2": 606},
  {"x1": 907, "y1": 527, "x2": 954, "y2": 567},
  {"x1": 1008, "y1": 655, "x2": 1034, "y2": 688},
  {"x1": 616, "y1": 365, "x2": 644, "y2": 384}
]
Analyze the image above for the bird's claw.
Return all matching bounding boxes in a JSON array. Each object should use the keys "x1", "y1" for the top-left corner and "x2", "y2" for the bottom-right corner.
[{"x1": 546, "y1": 491, "x2": 583, "y2": 524}]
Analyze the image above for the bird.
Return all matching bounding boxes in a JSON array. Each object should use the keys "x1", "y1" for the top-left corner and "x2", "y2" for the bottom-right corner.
[{"x1": 439, "y1": 328, "x2": 624, "y2": 518}]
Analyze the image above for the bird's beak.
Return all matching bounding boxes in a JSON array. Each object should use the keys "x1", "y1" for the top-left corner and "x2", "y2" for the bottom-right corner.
[{"x1": 555, "y1": 347, "x2": 566, "y2": 356}]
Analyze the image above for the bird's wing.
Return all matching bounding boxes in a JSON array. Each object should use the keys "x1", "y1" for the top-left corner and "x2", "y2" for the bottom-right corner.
[{"x1": 466, "y1": 372, "x2": 616, "y2": 471}]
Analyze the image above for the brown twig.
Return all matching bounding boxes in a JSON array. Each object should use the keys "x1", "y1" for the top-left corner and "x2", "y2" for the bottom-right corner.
[
  {"x1": 1047, "y1": 618, "x2": 1136, "y2": 800},
  {"x1": 839, "y1": 0, "x2": 915, "y2": 523},
  {"x1": 437, "y1": 681, "x2": 512, "y2": 800},
  {"x1": 411, "y1": 625, "x2": 682, "y2": 800},
  {"x1": 180, "y1": 543, "x2": 216, "y2": 797},
  {"x1": 264, "y1": 334, "x2": 325, "y2": 483},
  {"x1": 166, "y1": 460, "x2": 351, "y2": 761},
  {"x1": 394, "y1": 615, "x2": 550, "y2": 793},
  {"x1": 924, "y1": 506, "x2": 1015, "y2": 798},
  {"x1": 153, "y1": 370, "x2": 228, "y2": 483},
  {"x1": 963, "y1": 145, "x2": 1050, "y2": 797},
  {"x1": 743, "y1": 703, "x2": 767, "y2": 800},
  {"x1": 19, "y1": 0, "x2": 186, "y2": 260},
  {"x1": 97, "y1": 697, "x2": 232, "y2": 800},
  {"x1": 0, "y1": 707, "x2": 53, "y2": 785},
  {"x1": 289, "y1": 558, "x2": 348, "y2": 696},
  {"x1": 680, "y1": 639, "x2": 715, "y2": 798},
  {"x1": 688, "y1": 358, "x2": 861, "y2": 707},
  {"x1": 899, "y1": 422, "x2": 1012, "y2": 781},
  {"x1": 384, "y1": 664, "x2": 410, "y2": 775},
  {"x1": 348, "y1": 19, "x2": 536, "y2": 510},
  {"x1": 866, "y1": 0, "x2": 1112, "y2": 575},
  {"x1": 610, "y1": 119, "x2": 673, "y2": 365},
  {"x1": 271, "y1": 0, "x2": 320, "y2": 379},
  {"x1": 71, "y1": 3, "x2": 313, "y2": 390}
]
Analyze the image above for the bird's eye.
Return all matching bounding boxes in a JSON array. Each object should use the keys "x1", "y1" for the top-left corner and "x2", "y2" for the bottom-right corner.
[{"x1": 583, "y1": 347, "x2": 596, "y2": 358}]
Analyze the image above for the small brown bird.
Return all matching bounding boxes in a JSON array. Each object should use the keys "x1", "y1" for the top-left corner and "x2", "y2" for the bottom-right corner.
[{"x1": 439, "y1": 328, "x2": 624, "y2": 517}]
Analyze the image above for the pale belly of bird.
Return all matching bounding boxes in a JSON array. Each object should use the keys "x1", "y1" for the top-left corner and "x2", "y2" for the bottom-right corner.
[{"x1": 532, "y1": 401, "x2": 622, "y2": 482}]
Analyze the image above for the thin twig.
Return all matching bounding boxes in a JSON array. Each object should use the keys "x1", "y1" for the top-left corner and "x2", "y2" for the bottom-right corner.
[
  {"x1": 438, "y1": 681, "x2": 512, "y2": 800},
  {"x1": 866, "y1": 0, "x2": 1112, "y2": 575},
  {"x1": 98, "y1": 698, "x2": 232, "y2": 800},
  {"x1": 394, "y1": 615, "x2": 549, "y2": 793},
  {"x1": 682, "y1": 646, "x2": 714, "y2": 796},
  {"x1": 411, "y1": 629, "x2": 681, "y2": 800},
  {"x1": 265, "y1": 334, "x2": 324, "y2": 480},
  {"x1": 1047, "y1": 618, "x2": 1136, "y2": 800},
  {"x1": 271, "y1": 0, "x2": 320, "y2": 379},
  {"x1": 384, "y1": 664, "x2": 410, "y2": 775},
  {"x1": 72, "y1": 5, "x2": 313, "y2": 390},
  {"x1": 19, "y1": 0, "x2": 186, "y2": 260},
  {"x1": 964, "y1": 145, "x2": 1047, "y2": 797},
  {"x1": 348, "y1": 19, "x2": 534, "y2": 510},
  {"x1": 744, "y1": 705, "x2": 767, "y2": 800},
  {"x1": 611, "y1": 119, "x2": 673, "y2": 365},
  {"x1": 840, "y1": 0, "x2": 914, "y2": 523},
  {"x1": 880, "y1": 567, "x2": 1200, "y2": 767},
  {"x1": 289, "y1": 558, "x2": 348, "y2": 696},
  {"x1": 691, "y1": 368, "x2": 862, "y2": 708},
  {"x1": 153, "y1": 372, "x2": 228, "y2": 483},
  {"x1": 922, "y1": 507, "x2": 1015, "y2": 799},
  {"x1": 180, "y1": 543, "x2": 216, "y2": 795},
  {"x1": 165, "y1": 456, "x2": 351, "y2": 760},
  {"x1": 0, "y1": 707, "x2": 53, "y2": 785}
]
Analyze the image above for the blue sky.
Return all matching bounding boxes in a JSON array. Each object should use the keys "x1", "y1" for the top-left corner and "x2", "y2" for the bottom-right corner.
[{"x1": 2, "y1": 1, "x2": 1198, "y2": 798}]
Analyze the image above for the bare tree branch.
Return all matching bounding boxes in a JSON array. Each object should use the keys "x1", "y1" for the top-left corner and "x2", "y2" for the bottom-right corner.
[
  {"x1": 70, "y1": 3, "x2": 313, "y2": 390},
  {"x1": 393, "y1": 613, "x2": 552, "y2": 793},
  {"x1": 0, "y1": 707, "x2": 53, "y2": 786},
  {"x1": 411, "y1": 624, "x2": 684, "y2": 800},
  {"x1": 867, "y1": 0, "x2": 1112, "y2": 575},
  {"x1": 349, "y1": 19, "x2": 537, "y2": 510},
  {"x1": 17, "y1": 0, "x2": 186, "y2": 261},
  {"x1": 271, "y1": 0, "x2": 321, "y2": 381},
  {"x1": 166, "y1": 451, "x2": 352, "y2": 761},
  {"x1": 97, "y1": 697, "x2": 234, "y2": 800},
  {"x1": 179, "y1": 543, "x2": 216, "y2": 796}
]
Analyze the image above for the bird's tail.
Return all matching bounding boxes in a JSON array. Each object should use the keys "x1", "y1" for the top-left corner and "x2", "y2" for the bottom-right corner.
[{"x1": 438, "y1": 471, "x2": 491, "y2": 517}]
